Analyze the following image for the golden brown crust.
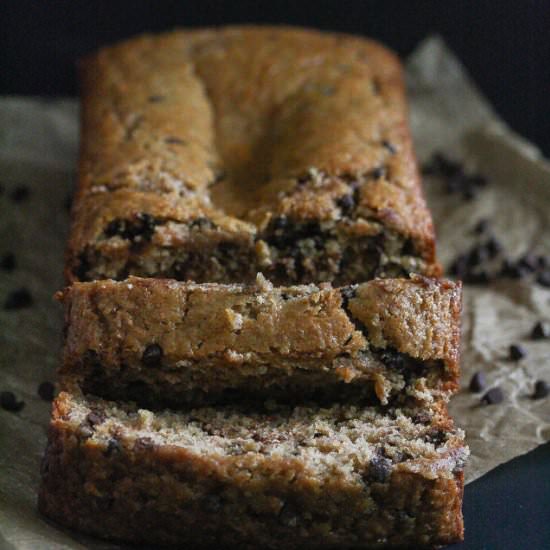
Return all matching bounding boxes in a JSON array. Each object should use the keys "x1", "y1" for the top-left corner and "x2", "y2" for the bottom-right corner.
[
  {"x1": 66, "y1": 26, "x2": 439, "y2": 284},
  {"x1": 39, "y1": 391, "x2": 466, "y2": 548},
  {"x1": 57, "y1": 276, "x2": 461, "y2": 406}
]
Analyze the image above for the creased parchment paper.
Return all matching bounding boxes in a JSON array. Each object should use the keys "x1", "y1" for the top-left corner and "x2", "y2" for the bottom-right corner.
[{"x1": 0, "y1": 36, "x2": 549, "y2": 549}]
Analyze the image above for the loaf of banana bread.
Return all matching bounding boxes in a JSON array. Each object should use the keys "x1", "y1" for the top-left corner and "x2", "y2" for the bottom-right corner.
[
  {"x1": 39, "y1": 390, "x2": 467, "y2": 549},
  {"x1": 57, "y1": 274, "x2": 461, "y2": 408},
  {"x1": 67, "y1": 26, "x2": 440, "y2": 285}
]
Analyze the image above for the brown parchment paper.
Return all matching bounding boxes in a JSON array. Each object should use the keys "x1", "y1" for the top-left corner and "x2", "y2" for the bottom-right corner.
[{"x1": 0, "y1": 37, "x2": 549, "y2": 548}]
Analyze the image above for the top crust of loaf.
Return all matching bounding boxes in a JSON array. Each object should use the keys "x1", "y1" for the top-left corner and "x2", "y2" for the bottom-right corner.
[{"x1": 66, "y1": 26, "x2": 437, "y2": 283}]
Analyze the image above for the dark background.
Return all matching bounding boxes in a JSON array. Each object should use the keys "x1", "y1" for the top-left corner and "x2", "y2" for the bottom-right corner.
[{"x1": 2, "y1": 1, "x2": 549, "y2": 548}]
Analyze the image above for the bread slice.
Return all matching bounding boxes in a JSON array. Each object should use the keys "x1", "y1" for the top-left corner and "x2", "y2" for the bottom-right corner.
[
  {"x1": 39, "y1": 390, "x2": 467, "y2": 548},
  {"x1": 57, "y1": 275, "x2": 461, "y2": 408},
  {"x1": 67, "y1": 27, "x2": 440, "y2": 285}
]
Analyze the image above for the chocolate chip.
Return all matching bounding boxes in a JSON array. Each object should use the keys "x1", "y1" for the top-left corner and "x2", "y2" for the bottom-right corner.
[
  {"x1": 165, "y1": 136, "x2": 186, "y2": 145},
  {"x1": 0, "y1": 252, "x2": 16, "y2": 271},
  {"x1": 37, "y1": 381, "x2": 55, "y2": 401},
  {"x1": 474, "y1": 219, "x2": 490, "y2": 234},
  {"x1": 10, "y1": 185, "x2": 30, "y2": 202},
  {"x1": 83, "y1": 349, "x2": 101, "y2": 369},
  {"x1": 485, "y1": 237, "x2": 503, "y2": 258},
  {"x1": 105, "y1": 438, "x2": 122, "y2": 456},
  {"x1": 412, "y1": 411, "x2": 432, "y2": 425},
  {"x1": 142, "y1": 343, "x2": 163, "y2": 367},
  {"x1": 536, "y1": 256, "x2": 548, "y2": 270},
  {"x1": 272, "y1": 216, "x2": 288, "y2": 231},
  {"x1": 77, "y1": 423, "x2": 94, "y2": 439},
  {"x1": 148, "y1": 95, "x2": 165, "y2": 103},
  {"x1": 500, "y1": 260, "x2": 527, "y2": 279},
  {"x1": 532, "y1": 380, "x2": 549, "y2": 400},
  {"x1": 190, "y1": 217, "x2": 215, "y2": 230},
  {"x1": 449, "y1": 254, "x2": 469, "y2": 278},
  {"x1": 134, "y1": 437, "x2": 154, "y2": 451},
  {"x1": 3, "y1": 288, "x2": 33, "y2": 310},
  {"x1": 467, "y1": 173, "x2": 488, "y2": 188},
  {"x1": 0, "y1": 391, "x2": 25, "y2": 412},
  {"x1": 382, "y1": 140, "x2": 397, "y2": 155},
  {"x1": 86, "y1": 411, "x2": 105, "y2": 427},
  {"x1": 463, "y1": 270, "x2": 490, "y2": 285},
  {"x1": 509, "y1": 344, "x2": 527, "y2": 361},
  {"x1": 64, "y1": 193, "x2": 73, "y2": 212},
  {"x1": 370, "y1": 166, "x2": 386, "y2": 179},
  {"x1": 432, "y1": 152, "x2": 462, "y2": 178},
  {"x1": 481, "y1": 387, "x2": 504, "y2": 405},
  {"x1": 518, "y1": 254, "x2": 538, "y2": 273},
  {"x1": 469, "y1": 372, "x2": 487, "y2": 393},
  {"x1": 366, "y1": 456, "x2": 392, "y2": 482},
  {"x1": 531, "y1": 321, "x2": 550, "y2": 340},
  {"x1": 536, "y1": 270, "x2": 550, "y2": 288},
  {"x1": 468, "y1": 246, "x2": 488, "y2": 267},
  {"x1": 339, "y1": 286, "x2": 357, "y2": 308},
  {"x1": 462, "y1": 184, "x2": 477, "y2": 201},
  {"x1": 336, "y1": 194, "x2": 355, "y2": 216},
  {"x1": 104, "y1": 213, "x2": 158, "y2": 241},
  {"x1": 426, "y1": 429, "x2": 447, "y2": 447}
]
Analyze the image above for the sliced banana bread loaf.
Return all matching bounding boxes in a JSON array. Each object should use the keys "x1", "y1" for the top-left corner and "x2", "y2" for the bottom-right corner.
[
  {"x1": 57, "y1": 275, "x2": 461, "y2": 408},
  {"x1": 39, "y1": 390, "x2": 467, "y2": 549},
  {"x1": 67, "y1": 26, "x2": 440, "y2": 285}
]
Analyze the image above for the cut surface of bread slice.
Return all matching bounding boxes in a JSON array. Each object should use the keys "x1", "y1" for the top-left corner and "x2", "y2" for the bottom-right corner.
[
  {"x1": 58, "y1": 275, "x2": 461, "y2": 408},
  {"x1": 39, "y1": 390, "x2": 467, "y2": 549}
]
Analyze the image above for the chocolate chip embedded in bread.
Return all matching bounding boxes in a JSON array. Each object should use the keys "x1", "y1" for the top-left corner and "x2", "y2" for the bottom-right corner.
[
  {"x1": 366, "y1": 455, "x2": 392, "y2": 482},
  {"x1": 142, "y1": 343, "x2": 164, "y2": 367}
]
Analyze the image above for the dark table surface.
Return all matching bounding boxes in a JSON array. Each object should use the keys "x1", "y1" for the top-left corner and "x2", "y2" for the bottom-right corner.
[{"x1": 2, "y1": 2, "x2": 549, "y2": 548}]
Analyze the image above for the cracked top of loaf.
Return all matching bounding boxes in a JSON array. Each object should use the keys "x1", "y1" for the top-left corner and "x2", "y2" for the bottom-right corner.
[{"x1": 67, "y1": 26, "x2": 439, "y2": 284}]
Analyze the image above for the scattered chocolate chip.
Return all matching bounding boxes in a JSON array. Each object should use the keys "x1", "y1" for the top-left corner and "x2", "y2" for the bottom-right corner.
[
  {"x1": 481, "y1": 387, "x2": 504, "y2": 405},
  {"x1": 536, "y1": 270, "x2": 550, "y2": 288},
  {"x1": 0, "y1": 391, "x2": 25, "y2": 412},
  {"x1": 536, "y1": 256, "x2": 548, "y2": 270},
  {"x1": 500, "y1": 260, "x2": 527, "y2": 279},
  {"x1": 190, "y1": 217, "x2": 215, "y2": 230},
  {"x1": 485, "y1": 237, "x2": 503, "y2": 258},
  {"x1": 366, "y1": 456, "x2": 392, "y2": 482},
  {"x1": 104, "y1": 213, "x2": 158, "y2": 241},
  {"x1": 339, "y1": 286, "x2": 357, "y2": 309},
  {"x1": 463, "y1": 270, "x2": 490, "y2": 285},
  {"x1": 474, "y1": 219, "x2": 490, "y2": 234},
  {"x1": 469, "y1": 372, "x2": 487, "y2": 393},
  {"x1": 468, "y1": 245, "x2": 489, "y2": 267},
  {"x1": 3, "y1": 287, "x2": 33, "y2": 310},
  {"x1": 0, "y1": 252, "x2": 16, "y2": 271},
  {"x1": 532, "y1": 380, "x2": 549, "y2": 400},
  {"x1": 165, "y1": 136, "x2": 186, "y2": 145},
  {"x1": 37, "y1": 381, "x2": 55, "y2": 401},
  {"x1": 336, "y1": 194, "x2": 355, "y2": 216},
  {"x1": 531, "y1": 321, "x2": 550, "y2": 340},
  {"x1": 382, "y1": 140, "x2": 397, "y2": 155},
  {"x1": 462, "y1": 184, "x2": 477, "y2": 201},
  {"x1": 64, "y1": 193, "x2": 73, "y2": 212},
  {"x1": 148, "y1": 95, "x2": 165, "y2": 103},
  {"x1": 142, "y1": 343, "x2": 163, "y2": 367},
  {"x1": 509, "y1": 344, "x2": 527, "y2": 361},
  {"x1": 449, "y1": 254, "x2": 469, "y2": 278},
  {"x1": 517, "y1": 254, "x2": 538, "y2": 273},
  {"x1": 432, "y1": 152, "x2": 462, "y2": 178},
  {"x1": 426, "y1": 429, "x2": 447, "y2": 447},
  {"x1": 105, "y1": 438, "x2": 122, "y2": 456},
  {"x1": 86, "y1": 411, "x2": 106, "y2": 427},
  {"x1": 10, "y1": 185, "x2": 30, "y2": 202}
]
